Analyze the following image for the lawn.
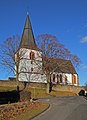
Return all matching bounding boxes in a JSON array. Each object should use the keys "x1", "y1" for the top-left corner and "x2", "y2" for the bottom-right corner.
[{"x1": 0, "y1": 86, "x2": 16, "y2": 92}]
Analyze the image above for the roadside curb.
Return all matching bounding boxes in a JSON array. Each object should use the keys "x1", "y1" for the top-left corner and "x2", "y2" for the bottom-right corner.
[{"x1": 29, "y1": 103, "x2": 50, "y2": 120}]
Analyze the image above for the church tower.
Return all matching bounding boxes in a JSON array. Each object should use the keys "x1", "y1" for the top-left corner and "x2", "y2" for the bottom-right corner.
[{"x1": 16, "y1": 15, "x2": 46, "y2": 82}]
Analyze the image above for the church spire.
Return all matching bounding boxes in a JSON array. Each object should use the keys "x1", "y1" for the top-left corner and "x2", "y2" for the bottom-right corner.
[{"x1": 19, "y1": 15, "x2": 39, "y2": 51}]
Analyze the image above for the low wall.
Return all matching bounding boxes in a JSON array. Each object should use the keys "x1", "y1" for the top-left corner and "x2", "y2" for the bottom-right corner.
[
  {"x1": 52, "y1": 84, "x2": 84, "y2": 95},
  {"x1": 0, "y1": 80, "x2": 84, "y2": 95},
  {"x1": 0, "y1": 80, "x2": 17, "y2": 87},
  {"x1": 0, "y1": 80, "x2": 47, "y2": 89}
]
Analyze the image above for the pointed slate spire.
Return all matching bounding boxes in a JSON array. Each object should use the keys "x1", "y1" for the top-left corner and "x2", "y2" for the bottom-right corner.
[{"x1": 19, "y1": 15, "x2": 39, "y2": 51}]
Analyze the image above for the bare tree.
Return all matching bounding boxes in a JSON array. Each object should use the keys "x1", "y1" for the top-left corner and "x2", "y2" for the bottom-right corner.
[
  {"x1": 0, "y1": 35, "x2": 27, "y2": 90},
  {"x1": 36, "y1": 34, "x2": 80, "y2": 93},
  {"x1": 0, "y1": 35, "x2": 42, "y2": 91}
]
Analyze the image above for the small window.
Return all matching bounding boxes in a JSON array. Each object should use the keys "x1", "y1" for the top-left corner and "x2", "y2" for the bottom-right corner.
[
  {"x1": 31, "y1": 61, "x2": 33, "y2": 64},
  {"x1": 31, "y1": 68, "x2": 33, "y2": 72},
  {"x1": 30, "y1": 52, "x2": 35, "y2": 60}
]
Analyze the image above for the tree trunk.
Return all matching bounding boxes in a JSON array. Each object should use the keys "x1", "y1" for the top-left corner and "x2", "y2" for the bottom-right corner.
[
  {"x1": 46, "y1": 82, "x2": 50, "y2": 94},
  {"x1": 16, "y1": 65, "x2": 19, "y2": 91},
  {"x1": 46, "y1": 74, "x2": 50, "y2": 94}
]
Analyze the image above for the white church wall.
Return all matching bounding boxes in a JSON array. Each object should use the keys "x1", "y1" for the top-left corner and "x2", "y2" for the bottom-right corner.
[
  {"x1": 65, "y1": 73, "x2": 72, "y2": 85},
  {"x1": 16, "y1": 48, "x2": 45, "y2": 82},
  {"x1": 19, "y1": 73, "x2": 47, "y2": 83}
]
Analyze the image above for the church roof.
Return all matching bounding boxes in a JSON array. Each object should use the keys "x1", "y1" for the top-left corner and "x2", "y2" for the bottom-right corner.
[
  {"x1": 19, "y1": 15, "x2": 40, "y2": 51},
  {"x1": 43, "y1": 57, "x2": 77, "y2": 74},
  {"x1": 55, "y1": 59, "x2": 77, "y2": 74}
]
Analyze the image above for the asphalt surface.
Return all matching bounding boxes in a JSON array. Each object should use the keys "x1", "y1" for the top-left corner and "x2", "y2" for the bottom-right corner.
[{"x1": 32, "y1": 96, "x2": 87, "y2": 120}]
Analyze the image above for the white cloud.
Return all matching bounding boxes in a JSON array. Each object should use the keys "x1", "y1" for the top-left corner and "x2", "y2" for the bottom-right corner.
[
  {"x1": 80, "y1": 65, "x2": 87, "y2": 69},
  {"x1": 80, "y1": 36, "x2": 87, "y2": 43}
]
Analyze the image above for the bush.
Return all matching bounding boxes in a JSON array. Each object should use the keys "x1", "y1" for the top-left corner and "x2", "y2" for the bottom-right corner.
[{"x1": 19, "y1": 91, "x2": 31, "y2": 101}]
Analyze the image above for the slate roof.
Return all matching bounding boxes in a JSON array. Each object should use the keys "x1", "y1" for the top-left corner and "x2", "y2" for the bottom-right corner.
[
  {"x1": 19, "y1": 15, "x2": 40, "y2": 51},
  {"x1": 43, "y1": 57, "x2": 77, "y2": 74},
  {"x1": 54, "y1": 58, "x2": 77, "y2": 74}
]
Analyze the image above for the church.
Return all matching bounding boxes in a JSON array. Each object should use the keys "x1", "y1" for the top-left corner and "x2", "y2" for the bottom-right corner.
[{"x1": 15, "y1": 15, "x2": 79, "y2": 86}]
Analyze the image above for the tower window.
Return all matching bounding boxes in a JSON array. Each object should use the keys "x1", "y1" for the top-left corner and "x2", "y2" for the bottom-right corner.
[
  {"x1": 31, "y1": 61, "x2": 33, "y2": 64},
  {"x1": 31, "y1": 68, "x2": 33, "y2": 72},
  {"x1": 30, "y1": 51, "x2": 35, "y2": 60},
  {"x1": 16, "y1": 52, "x2": 19, "y2": 61}
]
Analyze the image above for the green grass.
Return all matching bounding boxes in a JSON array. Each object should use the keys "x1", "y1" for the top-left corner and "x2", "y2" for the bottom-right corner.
[{"x1": 0, "y1": 86, "x2": 16, "y2": 92}]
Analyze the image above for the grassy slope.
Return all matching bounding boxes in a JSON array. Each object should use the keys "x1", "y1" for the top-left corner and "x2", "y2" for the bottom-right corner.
[
  {"x1": 15, "y1": 102, "x2": 49, "y2": 120},
  {"x1": 0, "y1": 86, "x2": 16, "y2": 92}
]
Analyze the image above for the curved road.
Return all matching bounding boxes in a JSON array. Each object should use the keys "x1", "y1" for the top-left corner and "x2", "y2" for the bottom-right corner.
[{"x1": 32, "y1": 96, "x2": 87, "y2": 120}]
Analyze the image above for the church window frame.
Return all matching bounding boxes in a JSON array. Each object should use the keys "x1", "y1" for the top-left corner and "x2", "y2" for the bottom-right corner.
[
  {"x1": 30, "y1": 51, "x2": 35, "y2": 60},
  {"x1": 31, "y1": 67, "x2": 33, "y2": 72},
  {"x1": 72, "y1": 74, "x2": 76, "y2": 84},
  {"x1": 60, "y1": 74, "x2": 62, "y2": 83},
  {"x1": 53, "y1": 74, "x2": 55, "y2": 82}
]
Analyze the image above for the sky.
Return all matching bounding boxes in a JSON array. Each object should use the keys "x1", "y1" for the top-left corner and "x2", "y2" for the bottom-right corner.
[{"x1": 0, "y1": 0, "x2": 87, "y2": 86}]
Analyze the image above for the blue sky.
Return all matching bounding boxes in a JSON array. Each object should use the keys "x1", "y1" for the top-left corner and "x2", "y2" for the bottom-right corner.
[{"x1": 0, "y1": 0, "x2": 87, "y2": 86}]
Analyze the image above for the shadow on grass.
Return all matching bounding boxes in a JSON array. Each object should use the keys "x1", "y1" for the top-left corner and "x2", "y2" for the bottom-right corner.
[{"x1": 0, "y1": 90, "x2": 20, "y2": 104}]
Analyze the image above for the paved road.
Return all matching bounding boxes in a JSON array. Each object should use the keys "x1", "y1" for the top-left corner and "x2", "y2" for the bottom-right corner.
[{"x1": 32, "y1": 96, "x2": 87, "y2": 120}]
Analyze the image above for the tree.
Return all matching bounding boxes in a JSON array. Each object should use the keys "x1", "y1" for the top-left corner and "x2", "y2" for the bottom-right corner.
[
  {"x1": 36, "y1": 34, "x2": 80, "y2": 93},
  {"x1": 0, "y1": 35, "x2": 27, "y2": 90},
  {"x1": 0, "y1": 35, "x2": 42, "y2": 91}
]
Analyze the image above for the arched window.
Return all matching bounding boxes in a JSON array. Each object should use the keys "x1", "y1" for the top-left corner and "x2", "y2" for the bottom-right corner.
[
  {"x1": 60, "y1": 74, "x2": 62, "y2": 83},
  {"x1": 57, "y1": 74, "x2": 59, "y2": 84},
  {"x1": 30, "y1": 51, "x2": 35, "y2": 60},
  {"x1": 72, "y1": 75, "x2": 76, "y2": 84},
  {"x1": 53, "y1": 74, "x2": 55, "y2": 82},
  {"x1": 65, "y1": 75, "x2": 67, "y2": 84}
]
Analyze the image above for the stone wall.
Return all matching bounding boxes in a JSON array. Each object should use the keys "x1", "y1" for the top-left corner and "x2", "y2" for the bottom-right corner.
[
  {"x1": 52, "y1": 84, "x2": 85, "y2": 95},
  {"x1": 0, "y1": 80, "x2": 17, "y2": 87},
  {"x1": 0, "y1": 80, "x2": 84, "y2": 95}
]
